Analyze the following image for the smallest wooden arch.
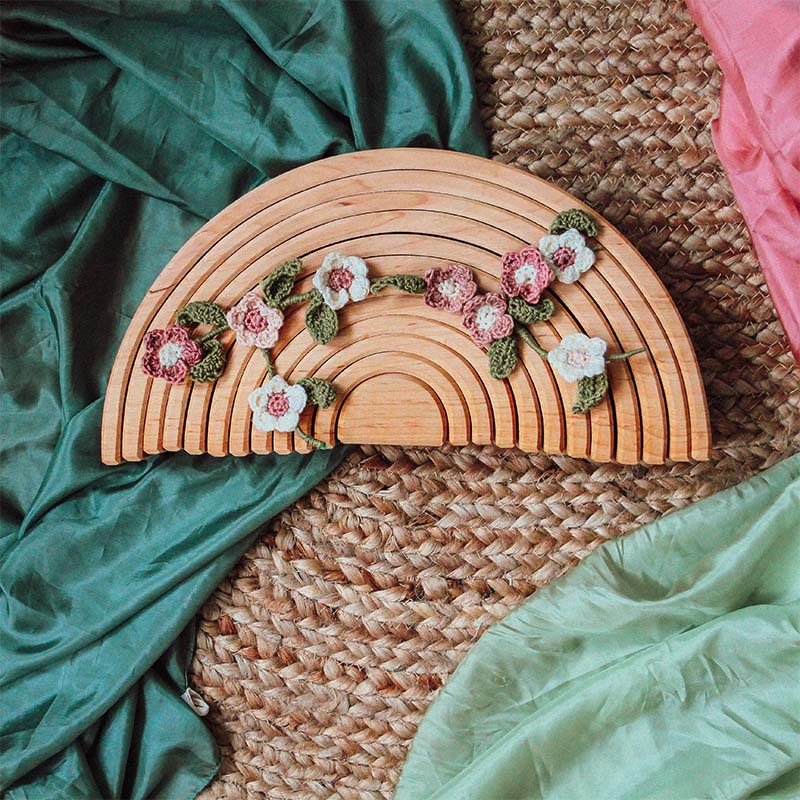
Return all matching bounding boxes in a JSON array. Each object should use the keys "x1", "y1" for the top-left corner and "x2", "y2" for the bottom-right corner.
[{"x1": 101, "y1": 149, "x2": 711, "y2": 465}]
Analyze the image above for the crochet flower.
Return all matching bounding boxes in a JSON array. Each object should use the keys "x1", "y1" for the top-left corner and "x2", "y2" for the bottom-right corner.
[
  {"x1": 547, "y1": 332, "x2": 607, "y2": 382},
  {"x1": 424, "y1": 263, "x2": 478, "y2": 313},
  {"x1": 141, "y1": 325, "x2": 203, "y2": 384},
  {"x1": 500, "y1": 247, "x2": 553, "y2": 304},
  {"x1": 538, "y1": 228, "x2": 595, "y2": 284},
  {"x1": 226, "y1": 291, "x2": 284, "y2": 348},
  {"x1": 313, "y1": 253, "x2": 370, "y2": 310},
  {"x1": 462, "y1": 293, "x2": 514, "y2": 347},
  {"x1": 248, "y1": 375, "x2": 308, "y2": 433}
]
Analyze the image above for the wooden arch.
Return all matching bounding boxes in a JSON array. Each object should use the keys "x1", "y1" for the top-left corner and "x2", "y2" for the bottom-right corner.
[{"x1": 101, "y1": 149, "x2": 710, "y2": 465}]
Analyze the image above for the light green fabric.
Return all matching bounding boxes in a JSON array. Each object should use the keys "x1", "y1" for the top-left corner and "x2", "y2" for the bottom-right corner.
[
  {"x1": 398, "y1": 455, "x2": 800, "y2": 800},
  {"x1": 0, "y1": 2, "x2": 487, "y2": 796}
]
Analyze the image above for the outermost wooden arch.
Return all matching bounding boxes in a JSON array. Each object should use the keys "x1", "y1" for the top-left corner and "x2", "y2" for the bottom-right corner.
[{"x1": 101, "y1": 148, "x2": 711, "y2": 465}]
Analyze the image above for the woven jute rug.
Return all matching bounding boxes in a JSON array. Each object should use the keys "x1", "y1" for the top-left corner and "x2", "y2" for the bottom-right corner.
[{"x1": 193, "y1": 2, "x2": 800, "y2": 798}]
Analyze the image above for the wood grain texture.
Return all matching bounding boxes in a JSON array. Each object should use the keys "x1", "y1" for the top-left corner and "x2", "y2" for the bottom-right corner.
[{"x1": 101, "y1": 148, "x2": 710, "y2": 465}]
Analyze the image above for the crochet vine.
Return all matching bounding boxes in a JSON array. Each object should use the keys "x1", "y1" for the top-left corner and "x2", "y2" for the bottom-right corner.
[{"x1": 140, "y1": 208, "x2": 647, "y2": 447}]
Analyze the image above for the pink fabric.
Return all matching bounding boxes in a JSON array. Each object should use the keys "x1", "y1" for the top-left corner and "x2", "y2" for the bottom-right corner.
[{"x1": 686, "y1": 0, "x2": 800, "y2": 361}]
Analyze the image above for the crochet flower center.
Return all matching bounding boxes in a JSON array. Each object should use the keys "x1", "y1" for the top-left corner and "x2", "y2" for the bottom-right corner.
[
  {"x1": 265, "y1": 391, "x2": 290, "y2": 417},
  {"x1": 553, "y1": 247, "x2": 577, "y2": 270},
  {"x1": 514, "y1": 262, "x2": 542, "y2": 286},
  {"x1": 327, "y1": 267, "x2": 354, "y2": 291},
  {"x1": 475, "y1": 304, "x2": 500, "y2": 331},
  {"x1": 158, "y1": 342, "x2": 184, "y2": 368},
  {"x1": 567, "y1": 348, "x2": 591, "y2": 368},
  {"x1": 438, "y1": 278, "x2": 461, "y2": 299},
  {"x1": 244, "y1": 308, "x2": 270, "y2": 332}
]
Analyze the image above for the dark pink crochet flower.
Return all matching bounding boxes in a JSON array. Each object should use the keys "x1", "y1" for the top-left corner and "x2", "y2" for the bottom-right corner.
[
  {"x1": 500, "y1": 247, "x2": 553, "y2": 304},
  {"x1": 141, "y1": 325, "x2": 203, "y2": 384},
  {"x1": 462, "y1": 293, "x2": 514, "y2": 347},
  {"x1": 424, "y1": 264, "x2": 478, "y2": 313}
]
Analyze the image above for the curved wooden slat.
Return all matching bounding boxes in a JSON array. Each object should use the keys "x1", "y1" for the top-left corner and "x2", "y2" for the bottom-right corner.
[{"x1": 102, "y1": 149, "x2": 710, "y2": 465}]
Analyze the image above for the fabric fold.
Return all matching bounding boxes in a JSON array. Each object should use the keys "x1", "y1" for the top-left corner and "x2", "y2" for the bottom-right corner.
[
  {"x1": 685, "y1": 0, "x2": 800, "y2": 362},
  {"x1": 397, "y1": 455, "x2": 800, "y2": 800},
  {"x1": 0, "y1": 1, "x2": 487, "y2": 796}
]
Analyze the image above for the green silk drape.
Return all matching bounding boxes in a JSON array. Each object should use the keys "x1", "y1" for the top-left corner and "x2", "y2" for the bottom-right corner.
[
  {"x1": 0, "y1": 3, "x2": 487, "y2": 796},
  {"x1": 397, "y1": 455, "x2": 800, "y2": 800}
]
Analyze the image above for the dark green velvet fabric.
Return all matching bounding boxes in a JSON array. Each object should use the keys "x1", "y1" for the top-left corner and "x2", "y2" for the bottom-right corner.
[{"x1": 0, "y1": 2, "x2": 487, "y2": 796}]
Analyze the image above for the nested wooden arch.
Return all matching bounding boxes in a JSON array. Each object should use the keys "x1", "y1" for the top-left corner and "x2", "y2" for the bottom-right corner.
[{"x1": 101, "y1": 148, "x2": 710, "y2": 465}]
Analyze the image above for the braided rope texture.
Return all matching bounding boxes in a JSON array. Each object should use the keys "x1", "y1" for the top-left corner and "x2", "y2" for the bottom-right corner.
[{"x1": 194, "y1": 3, "x2": 800, "y2": 798}]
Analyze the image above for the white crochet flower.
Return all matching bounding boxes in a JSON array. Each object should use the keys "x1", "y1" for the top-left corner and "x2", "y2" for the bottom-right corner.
[
  {"x1": 313, "y1": 252, "x2": 370, "y2": 310},
  {"x1": 248, "y1": 375, "x2": 307, "y2": 433},
  {"x1": 538, "y1": 228, "x2": 595, "y2": 284},
  {"x1": 547, "y1": 333, "x2": 607, "y2": 383}
]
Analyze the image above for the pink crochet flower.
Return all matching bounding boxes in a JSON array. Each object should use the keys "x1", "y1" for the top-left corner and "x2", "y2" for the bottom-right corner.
[
  {"x1": 141, "y1": 325, "x2": 203, "y2": 384},
  {"x1": 462, "y1": 293, "x2": 514, "y2": 347},
  {"x1": 226, "y1": 291, "x2": 284, "y2": 348},
  {"x1": 500, "y1": 247, "x2": 553, "y2": 304},
  {"x1": 424, "y1": 264, "x2": 478, "y2": 313}
]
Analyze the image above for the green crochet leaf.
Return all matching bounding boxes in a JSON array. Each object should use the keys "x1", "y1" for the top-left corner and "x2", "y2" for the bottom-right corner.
[
  {"x1": 507, "y1": 296, "x2": 555, "y2": 325},
  {"x1": 370, "y1": 274, "x2": 426, "y2": 295},
  {"x1": 189, "y1": 338, "x2": 226, "y2": 383},
  {"x1": 488, "y1": 334, "x2": 518, "y2": 380},
  {"x1": 260, "y1": 258, "x2": 303, "y2": 308},
  {"x1": 305, "y1": 292, "x2": 338, "y2": 344},
  {"x1": 572, "y1": 372, "x2": 609, "y2": 414},
  {"x1": 175, "y1": 300, "x2": 228, "y2": 330},
  {"x1": 299, "y1": 377, "x2": 336, "y2": 408},
  {"x1": 549, "y1": 209, "x2": 598, "y2": 238}
]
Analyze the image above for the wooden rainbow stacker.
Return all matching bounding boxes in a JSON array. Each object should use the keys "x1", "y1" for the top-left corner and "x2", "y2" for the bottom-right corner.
[{"x1": 101, "y1": 148, "x2": 711, "y2": 465}]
